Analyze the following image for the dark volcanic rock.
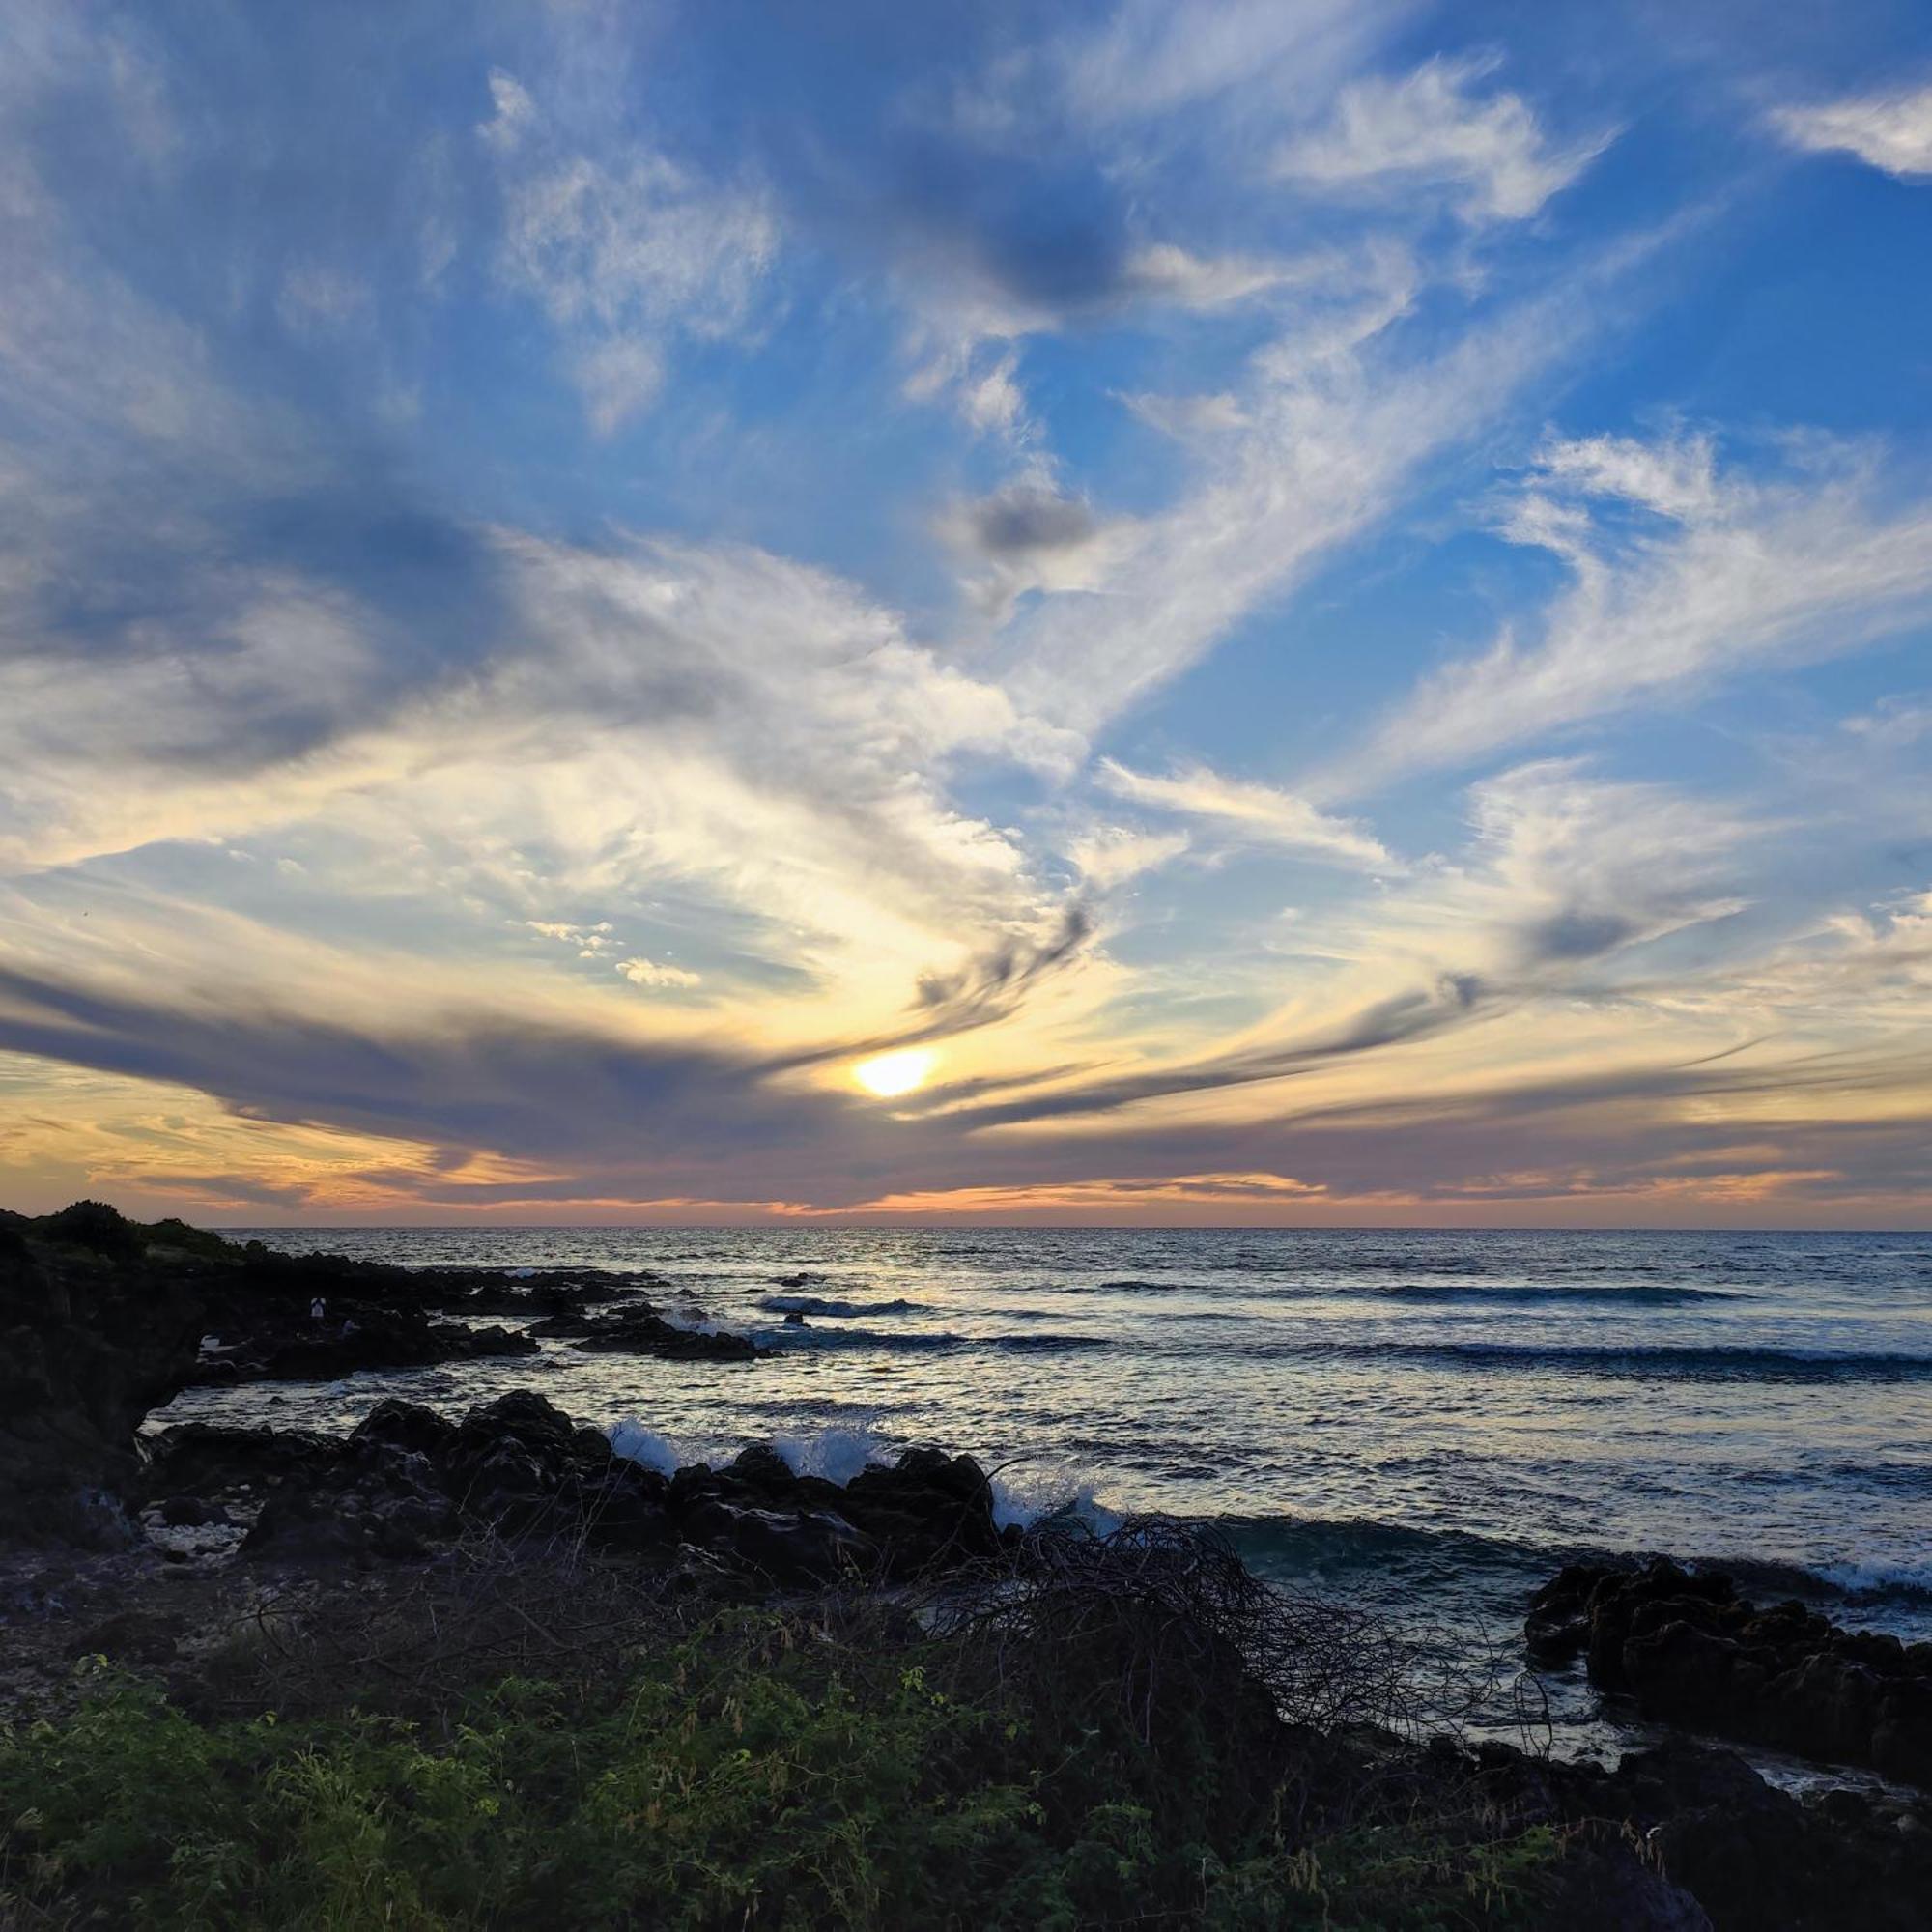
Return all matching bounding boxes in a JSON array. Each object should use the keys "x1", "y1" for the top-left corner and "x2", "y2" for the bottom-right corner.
[
  {"x1": 243, "y1": 1442, "x2": 457, "y2": 1564},
  {"x1": 1524, "y1": 1818, "x2": 1712, "y2": 1931},
  {"x1": 839, "y1": 1448, "x2": 1006, "y2": 1576},
  {"x1": 193, "y1": 1308, "x2": 537, "y2": 1385},
  {"x1": 0, "y1": 1192, "x2": 776, "y2": 1555},
  {"x1": 0, "y1": 1205, "x2": 211, "y2": 1544},
  {"x1": 156, "y1": 1494, "x2": 229, "y2": 1529},
  {"x1": 142, "y1": 1421, "x2": 341, "y2": 1498},
  {"x1": 656, "y1": 1443, "x2": 1005, "y2": 1586},
  {"x1": 0, "y1": 1196, "x2": 987, "y2": 1588},
  {"x1": 570, "y1": 1310, "x2": 761, "y2": 1362},
  {"x1": 1528, "y1": 1559, "x2": 1932, "y2": 1786},
  {"x1": 1466, "y1": 1733, "x2": 1932, "y2": 1929},
  {"x1": 214, "y1": 1395, "x2": 1003, "y2": 1589},
  {"x1": 677, "y1": 1497, "x2": 874, "y2": 1586},
  {"x1": 526, "y1": 1309, "x2": 601, "y2": 1338},
  {"x1": 235, "y1": 1394, "x2": 675, "y2": 1563},
  {"x1": 352, "y1": 1396, "x2": 458, "y2": 1460},
  {"x1": 430, "y1": 1271, "x2": 654, "y2": 1319}
]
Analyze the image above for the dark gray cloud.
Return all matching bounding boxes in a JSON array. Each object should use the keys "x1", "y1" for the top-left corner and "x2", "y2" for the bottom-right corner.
[
  {"x1": 914, "y1": 903, "x2": 1094, "y2": 1027},
  {"x1": 963, "y1": 483, "x2": 1098, "y2": 556},
  {"x1": 3, "y1": 948, "x2": 1928, "y2": 1221},
  {"x1": 759, "y1": 904, "x2": 1099, "y2": 1081},
  {"x1": 1520, "y1": 905, "x2": 1641, "y2": 963},
  {"x1": 947, "y1": 970, "x2": 1488, "y2": 1128},
  {"x1": 0, "y1": 962, "x2": 860, "y2": 1172}
]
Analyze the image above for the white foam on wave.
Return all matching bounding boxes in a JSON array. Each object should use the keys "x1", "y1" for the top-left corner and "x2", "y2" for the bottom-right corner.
[
  {"x1": 608, "y1": 1419, "x2": 687, "y2": 1477},
  {"x1": 756, "y1": 1294, "x2": 923, "y2": 1319},
  {"x1": 989, "y1": 1459, "x2": 1122, "y2": 1534},
  {"x1": 1812, "y1": 1556, "x2": 1932, "y2": 1598},
  {"x1": 770, "y1": 1425, "x2": 886, "y2": 1484},
  {"x1": 605, "y1": 1413, "x2": 1121, "y2": 1532},
  {"x1": 661, "y1": 1305, "x2": 725, "y2": 1337}
]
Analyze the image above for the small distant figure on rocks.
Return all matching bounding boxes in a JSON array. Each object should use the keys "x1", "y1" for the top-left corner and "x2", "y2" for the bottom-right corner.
[{"x1": 309, "y1": 1296, "x2": 327, "y2": 1326}]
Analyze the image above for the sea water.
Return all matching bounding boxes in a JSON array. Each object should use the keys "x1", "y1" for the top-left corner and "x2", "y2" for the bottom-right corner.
[{"x1": 154, "y1": 1225, "x2": 1932, "y2": 1752}]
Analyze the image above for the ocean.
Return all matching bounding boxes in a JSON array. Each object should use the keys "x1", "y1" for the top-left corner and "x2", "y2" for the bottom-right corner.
[{"x1": 154, "y1": 1225, "x2": 1932, "y2": 1764}]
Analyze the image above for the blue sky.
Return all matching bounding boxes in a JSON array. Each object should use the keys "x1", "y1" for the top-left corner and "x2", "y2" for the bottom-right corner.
[{"x1": 2, "y1": 0, "x2": 1931, "y2": 1224}]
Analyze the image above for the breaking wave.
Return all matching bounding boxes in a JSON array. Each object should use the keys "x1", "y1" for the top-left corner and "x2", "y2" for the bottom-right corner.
[{"x1": 754, "y1": 1293, "x2": 924, "y2": 1318}]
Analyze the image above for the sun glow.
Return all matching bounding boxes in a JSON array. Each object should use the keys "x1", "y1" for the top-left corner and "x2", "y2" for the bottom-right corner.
[{"x1": 853, "y1": 1048, "x2": 938, "y2": 1098}]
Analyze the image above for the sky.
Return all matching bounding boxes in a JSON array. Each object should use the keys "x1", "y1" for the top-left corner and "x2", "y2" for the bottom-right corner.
[{"x1": 2, "y1": 0, "x2": 1931, "y2": 1228}]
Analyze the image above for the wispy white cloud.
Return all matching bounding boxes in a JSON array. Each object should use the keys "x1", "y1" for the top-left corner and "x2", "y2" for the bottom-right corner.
[
  {"x1": 276, "y1": 262, "x2": 373, "y2": 338},
  {"x1": 998, "y1": 242, "x2": 1601, "y2": 732},
  {"x1": 1117, "y1": 242, "x2": 1327, "y2": 309},
  {"x1": 938, "y1": 0, "x2": 1402, "y2": 151},
  {"x1": 896, "y1": 240, "x2": 1329, "y2": 446},
  {"x1": 1273, "y1": 55, "x2": 1610, "y2": 222},
  {"x1": 525, "y1": 920, "x2": 615, "y2": 957},
  {"x1": 1347, "y1": 432, "x2": 1932, "y2": 786},
  {"x1": 1122, "y1": 389, "x2": 1249, "y2": 439},
  {"x1": 4, "y1": 0, "x2": 1929, "y2": 1222},
  {"x1": 616, "y1": 955, "x2": 701, "y2": 990},
  {"x1": 1773, "y1": 81, "x2": 1932, "y2": 180},
  {"x1": 947, "y1": 759, "x2": 1762, "y2": 1131},
  {"x1": 1097, "y1": 760, "x2": 1394, "y2": 870},
  {"x1": 482, "y1": 66, "x2": 779, "y2": 435},
  {"x1": 1842, "y1": 694, "x2": 1932, "y2": 749},
  {"x1": 1049, "y1": 0, "x2": 1408, "y2": 130},
  {"x1": 0, "y1": 516, "x2": 1096, "y2": 1074},
  {"x1": 1064, "y1": 825, "x2": 1191, "y2": 891},
  {"x1": 1402, "y1": 759, "x2": 1754, "y2": 977}
]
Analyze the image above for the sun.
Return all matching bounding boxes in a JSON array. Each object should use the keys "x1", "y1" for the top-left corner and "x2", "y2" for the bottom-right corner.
[{"x1": 853, "y1": 1048, "x2": 938, "y2": 1098}]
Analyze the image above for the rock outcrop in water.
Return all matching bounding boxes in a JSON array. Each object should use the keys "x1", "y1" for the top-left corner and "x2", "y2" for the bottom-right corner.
[
  {"x1": 191, "y1": 1306, "x2": 539, "y2": 1384},
  {"x1": 1528, "y1": 1558, "x2": 1932, "y2": 1786},
  {"x1": 567, "y1": 1307, "x2": 763, "y2": 1361}
]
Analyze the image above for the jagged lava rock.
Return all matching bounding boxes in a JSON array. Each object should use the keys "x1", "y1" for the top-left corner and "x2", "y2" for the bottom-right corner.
[
  {"x1": 569, "y1": 1309, "x2": 762, "y2": 1362},
  {"x1": 1476, "y1": 1733, "x2": 1932, "y2": 1932},
  {"x1": 1527, "y1": 1558, "x2": 1932, "y2": 1786},
  {"x1": 0, "y1": 1206, "x2": 210, "y2": 1544}
]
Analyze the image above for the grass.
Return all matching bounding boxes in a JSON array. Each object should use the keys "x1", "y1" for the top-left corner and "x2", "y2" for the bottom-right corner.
[{"x1": 0, "y1": 1597, "x2": 1567, "y2": 1930}]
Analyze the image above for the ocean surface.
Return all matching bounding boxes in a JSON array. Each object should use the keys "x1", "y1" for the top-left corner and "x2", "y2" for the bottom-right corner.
[{"x1": 155, "y1": 1226, "x2": 1932, "y2": 1764}]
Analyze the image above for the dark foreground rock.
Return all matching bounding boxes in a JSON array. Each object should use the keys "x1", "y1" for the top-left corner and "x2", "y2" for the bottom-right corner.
[
  {"x1": 0, "y1": 1200, "x2": 760, "y2": 1545},
  {"x1": 669, "y1": 1441, "x2": 1005, "y2": 1581},
  {"x1": 1471, "y1": 1733, "x2": 1932, "y2": 1931},
  {"x1": 144, "y1": 1392, "x2": 1010, "y2": 1586},
  {"x1": 191, "y1": 1306, "x2": 538, "y2": 1385},
  {"x1": 1528, "y1": 1558, "x2": 1932, "y2": 1786},
  {"x1": 0, "y1": 1208, "x2": 211, "y2": 1545}
]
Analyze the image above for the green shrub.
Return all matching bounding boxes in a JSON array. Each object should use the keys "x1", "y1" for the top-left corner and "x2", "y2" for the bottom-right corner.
[{"x1": 0, "y1": 1618, "x2": 1563, "y2": 1930}]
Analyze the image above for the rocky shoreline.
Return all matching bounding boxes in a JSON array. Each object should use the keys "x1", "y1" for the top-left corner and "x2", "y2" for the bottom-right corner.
[
  {"x1": 1530, "y1": 1559, "x2": 1932, "y2": 1788},
  {"x1": 5, "y1": 1201, "x2": 1931, "y2": 1928}
]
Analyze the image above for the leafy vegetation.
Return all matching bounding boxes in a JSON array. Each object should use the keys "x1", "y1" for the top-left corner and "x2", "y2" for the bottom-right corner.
[
  {"x1": 0, "y1": 1605, "x2": 1564, "y2": 1930},
  {"x1": 6, "y1": 1198, "x2": 240, "y2": 1264}
]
